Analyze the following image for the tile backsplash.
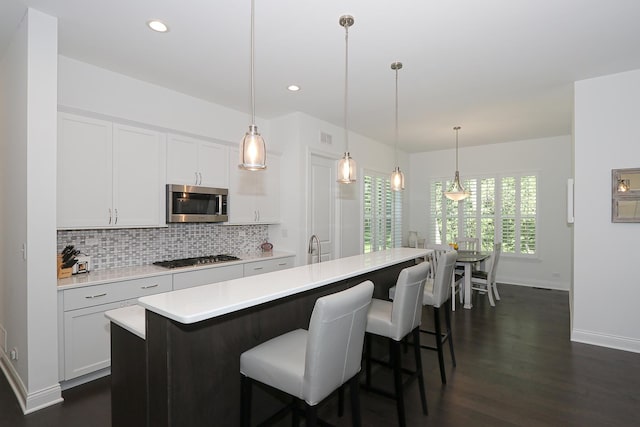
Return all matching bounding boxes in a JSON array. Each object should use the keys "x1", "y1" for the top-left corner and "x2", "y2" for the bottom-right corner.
[{"x1": 57, "y1": 224, "x2": 269, "y2": 271}]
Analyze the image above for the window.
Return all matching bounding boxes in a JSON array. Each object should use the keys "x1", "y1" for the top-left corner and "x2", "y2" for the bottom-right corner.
[
  {"x1": 431, "y1": 173, "x2": 537, "y2": 255},
  {"x1": 364, "y1": 172, "x2": 402, "y2": 253}
]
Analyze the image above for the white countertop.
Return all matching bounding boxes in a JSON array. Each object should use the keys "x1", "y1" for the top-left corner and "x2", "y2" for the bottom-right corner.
[
  {"x1": 57, "y1": 251, "x2": 295, "y2": 290},
  {"x1": 138, "y1": 248, "x2": 429, "y2": 325},
  {"x1": 104, "y1": 305, "x2": 146, "y2": 339}
]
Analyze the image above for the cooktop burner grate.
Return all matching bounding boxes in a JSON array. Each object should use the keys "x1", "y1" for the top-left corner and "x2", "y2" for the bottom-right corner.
[{"x1": 153, "y1": 254, "x2": 241, "y2": 269}]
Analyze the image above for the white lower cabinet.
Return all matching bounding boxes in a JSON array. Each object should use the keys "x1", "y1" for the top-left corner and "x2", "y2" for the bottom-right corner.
[
  {"x1": 243, "y1": 256, "x2": 295, "y2": 277},
  {"x1": 59, "y1": 256, "x2": 295, "y2": 384},
  {"x1": 59, "y1": 275, "x2": 172, "y2": 382}
]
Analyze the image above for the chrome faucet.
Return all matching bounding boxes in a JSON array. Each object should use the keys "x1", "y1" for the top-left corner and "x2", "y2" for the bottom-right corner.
[{"x1": 308, "y1": 234, "x2": 322, "y2": 264}]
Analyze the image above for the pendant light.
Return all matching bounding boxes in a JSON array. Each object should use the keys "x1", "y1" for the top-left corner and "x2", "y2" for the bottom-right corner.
[
  {"x1": 337, "y1": 15, "x2": 357, "y2": 184},
  {"x1": 390, "y1": 62, "x2": 405, "y2": 191},
  {"x1": 617, "y1": 179, "x2": 630, "y2": 192},
  {"x1": 239, "y1": 0, "x2": 266, "y2": 171},
  {"x1": 444, "y1": 126, "x2": 470, "y2": 201}
]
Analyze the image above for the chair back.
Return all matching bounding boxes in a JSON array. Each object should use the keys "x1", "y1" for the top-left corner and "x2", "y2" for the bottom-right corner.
[
  {"x1": 304, "y1": 281, "x2": 374, "y2": 405},
  {"x1": 487, "y1": 242, "x2": 502, "y2": 284},
  {"x1": 429, "y1": 250, "x2": 458, "y2": 308},
  {"x1": 456, "y1": 237, "x2": 479, "y2": 251},
  {"x1": 426, "y1": 243, "x2": 455, "y2": 277},
  {"x1": 389, "y1": 262, "x2": 430, "y2": 341}
]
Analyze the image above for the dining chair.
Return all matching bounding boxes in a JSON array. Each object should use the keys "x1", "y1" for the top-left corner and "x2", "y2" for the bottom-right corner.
[
  {"x1": 470, "y1": 242, "x2": 502, "y2": 306},
  {"x1": 426, "y1": 243, "x2": 464, "y2": 311},
  {"x1": 455, "y1": 237, "x2": 479, "y2": 251},
  {"x1": 366, "y1": 262, "x2": 430, "y2": 427},
  {"x1": 240, "y1": 281, "x2": 374, "y2": 427}
]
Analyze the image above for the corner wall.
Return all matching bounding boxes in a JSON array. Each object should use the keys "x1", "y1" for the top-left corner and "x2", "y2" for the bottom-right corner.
[
  {"x1": 573, "y1": 69, "x2": 640, "y2": 352},
  {"x1": 0, "y1": 8, "x2": 62, "y2": 413}
]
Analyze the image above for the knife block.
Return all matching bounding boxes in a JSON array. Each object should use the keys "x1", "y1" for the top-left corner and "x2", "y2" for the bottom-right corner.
[{"x1": 57, "y1": 254, "x2": 73, "y2": 279}]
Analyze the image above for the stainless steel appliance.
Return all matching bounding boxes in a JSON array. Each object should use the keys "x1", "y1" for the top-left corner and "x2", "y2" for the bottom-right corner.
[
  {"x1": 166, "y1": 184, "x2": 228, "y2": 223},
  {"x1": 153, "y1": 254, "x2": 241, "y2": 269}
]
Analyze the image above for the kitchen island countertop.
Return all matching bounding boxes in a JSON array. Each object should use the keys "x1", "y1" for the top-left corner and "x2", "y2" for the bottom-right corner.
[{"x1": 138, "y1": 247, "x2": 428, "y2": 324}]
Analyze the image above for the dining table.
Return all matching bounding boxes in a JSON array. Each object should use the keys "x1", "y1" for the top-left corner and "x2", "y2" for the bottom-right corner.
[{"x1": 456, "y1": 250, "x2": 490, "y2": 309}]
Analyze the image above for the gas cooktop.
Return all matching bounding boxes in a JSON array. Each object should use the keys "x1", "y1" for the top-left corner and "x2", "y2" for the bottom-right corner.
[{"x1": 153, "y1": 254, "x2": 241, "y2": 269}]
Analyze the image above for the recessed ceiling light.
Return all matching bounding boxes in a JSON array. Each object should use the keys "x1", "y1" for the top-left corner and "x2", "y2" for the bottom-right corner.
[
  {"x1": 147, "y1": 20, "x2": 169, "y2": 33},
  {"x1": 287, "y1": 85, "x2": 300, "y2": 92}
]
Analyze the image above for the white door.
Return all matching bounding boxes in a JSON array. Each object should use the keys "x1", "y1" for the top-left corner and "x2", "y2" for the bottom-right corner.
[{"x1": 309, "y1": 154, "x2": 337, "y2": 263}]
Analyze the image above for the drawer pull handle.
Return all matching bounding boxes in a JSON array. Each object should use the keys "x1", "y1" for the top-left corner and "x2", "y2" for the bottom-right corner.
[
  {"x1": 85, "y1": 293, "x2": 107, "y2": 299},
  {"x1": 253, "y1": 267, "x2": 263, "y2": 270},
  {"x1": 278, "y1": 263, "x2": 287, "y2": 266},
  {"x1": 141, "y1": 284, "x2": 158, "y2": 289}
]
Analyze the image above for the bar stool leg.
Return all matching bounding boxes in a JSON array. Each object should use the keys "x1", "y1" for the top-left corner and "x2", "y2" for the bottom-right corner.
[
  {"x1": 349, "y1": 373, "x2": 362, "y2": 427},
  {"x1": 444, "y1": 305, "x2": 456, "y2": 367},
  {"x1": 411, "y1": 327, "x2": 428, "y2": 415},
  {"x1": 365, "y1": 335, "x2": 372, "y2": 389},
  {"x1": 391, "y1": 340, "x2": 406, "y2": 427},
  {"x1": 292, "y1": 398, "x2": 299, "y2": 426},
  {"x1": 305, "y1": 404, "x2": 318, "y2": 427},
  {"x1": 240, "y1": 375, "x2": 252, "y2": 427},
  {"x1": 434, "y1": 307, "x2": 447, "y2": 384}
]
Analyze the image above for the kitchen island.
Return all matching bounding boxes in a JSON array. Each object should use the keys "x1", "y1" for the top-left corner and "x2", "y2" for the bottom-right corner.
[{"x1": 115, "y1": 248, "x2": 428, "y2": 426}]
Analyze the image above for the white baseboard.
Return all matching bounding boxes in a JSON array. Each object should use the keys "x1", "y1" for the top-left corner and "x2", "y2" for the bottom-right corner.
[
  {"x1": 571, "y1": 329, "x2": 640, "y2": 354},
  {"x1": 497, "y1": 276, "x2": 569, "y2": 291},
  {"x1": 0, "y1": 351, "x2": 63, "y2": 414}
]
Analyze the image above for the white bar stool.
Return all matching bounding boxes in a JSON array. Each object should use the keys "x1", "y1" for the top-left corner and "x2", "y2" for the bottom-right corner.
[
  {"x1": 364, "y1": 262, "x2": 429, "y2": 427},
  {"x1": 240, "y1": 281, "x2": 374, "y2": 427}
]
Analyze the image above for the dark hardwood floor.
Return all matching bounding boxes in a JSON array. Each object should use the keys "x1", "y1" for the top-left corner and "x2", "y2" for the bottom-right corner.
[{"x1": 2, "y1": 284, "x2": 639, "y2": 426}]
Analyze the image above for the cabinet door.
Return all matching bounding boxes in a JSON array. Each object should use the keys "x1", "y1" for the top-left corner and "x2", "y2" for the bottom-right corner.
[
  {"x1": 57, "y1": 113, "x2": 113, "y2": 228},
  {"x1": 255, "y1": 153, "x2": 281, "y2": 223},
  {"x1": 166, "y1": 134, "x2": 199, "y2": 186},
  {"x1": 228, "y1": 148, "x2": 262, "y2": 223},
  {"x1": 63, "y1": 300, "x2": 124, "y2": 380},
  {"x1": 198, "y1": 141, "x2": 229, "y2": 188},
  {"x1": 113, "y1": 124, "x2": 166, "y2": 227}
]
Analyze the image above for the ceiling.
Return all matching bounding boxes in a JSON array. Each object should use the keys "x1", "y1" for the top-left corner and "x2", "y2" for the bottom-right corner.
[{"x1": 2, "y1": 0, "x2": 640, "y2": 152}]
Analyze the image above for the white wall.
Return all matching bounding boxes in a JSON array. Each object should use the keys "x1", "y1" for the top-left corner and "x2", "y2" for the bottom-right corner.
[
  {"x1": 573, "y1": 69, "x2": 640, "y2": 353},
  {"x1": 0, "y1": 8, "x2": 62, "y2": 413},
  {"x1": 409, "y1": 136, "x2": 573, "y2": 290},
  {"x1": 269, "y1": 111, "x2": 411, "y2": 262}
]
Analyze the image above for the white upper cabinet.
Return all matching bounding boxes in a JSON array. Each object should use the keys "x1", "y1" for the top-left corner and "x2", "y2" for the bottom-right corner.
[
  {"x1": 57, "y1": 113, "x2": 166, "y2": 229},
  {"x1": 166, "y1": 134, "x2": 229, "y2": 188},
  {"x1": 112, "y1": 124, "x2": 166, "y2": 227},
  {"x1": 228, "y1": 148, "x2": 280, "y2": 224}
]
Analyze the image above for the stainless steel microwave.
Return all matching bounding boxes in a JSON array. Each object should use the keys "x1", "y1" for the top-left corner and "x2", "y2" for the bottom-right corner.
[{"x1": 166, "y1": 184, "x2": 228, "y2": 223}]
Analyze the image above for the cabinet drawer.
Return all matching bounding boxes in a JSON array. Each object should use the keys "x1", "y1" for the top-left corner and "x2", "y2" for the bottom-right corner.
[
  {"x1": 173, "y1": 264, "x2": 244, "y2": 291},
  {"x1": 63, "y1": 275, "x2": 172, "y2": 311},
  {"x1": 243, "y1": 257, "x2": 293, "y2": 277}
]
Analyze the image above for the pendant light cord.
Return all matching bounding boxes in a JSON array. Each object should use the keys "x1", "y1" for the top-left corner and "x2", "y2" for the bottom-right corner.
[
  {"x1": 454, "y1": 126, "x2": 460, "y2": 170},
  {"x1": 250, "y1": 0, "x2": 256, "y2": 125},
  {"x1": 394, "y1": 67, "x2": 399, "y2": 165},
  {"x1": 344, "y1": 23, "x2": 349, "y2": 152}
]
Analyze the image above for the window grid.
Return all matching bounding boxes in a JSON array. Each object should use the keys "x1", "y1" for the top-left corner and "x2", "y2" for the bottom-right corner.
[
  {"x1": 431, "y1": 173, "x2": 536, "y2": 256},
  {"x1": 364, "y1": 173, "x2": 402, "y2": 253}
]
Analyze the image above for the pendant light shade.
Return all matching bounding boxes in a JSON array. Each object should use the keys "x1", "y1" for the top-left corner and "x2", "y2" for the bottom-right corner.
[
  {"x1": 239, "y1": 0, "x2": 266, "y2": 171},
  {"x1": 444, "y1": 126, "x2": 470, "y2": 201},
  {"x1": 617, "y1": 179, "x2": 630, "y2": 192},
  {"x1": 337, "y1": 15, "x2": 356, "y2": 184},
  {"x1": 390, "y1": 61, "x2": 405, "y2": 191}
]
